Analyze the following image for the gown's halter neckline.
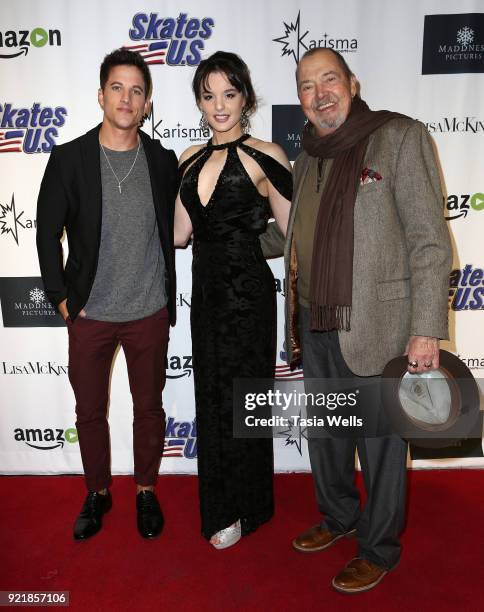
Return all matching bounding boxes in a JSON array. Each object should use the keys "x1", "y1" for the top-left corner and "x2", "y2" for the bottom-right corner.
[{"x1": 206, "y1": 134, "x2": 251, "y2": 150}]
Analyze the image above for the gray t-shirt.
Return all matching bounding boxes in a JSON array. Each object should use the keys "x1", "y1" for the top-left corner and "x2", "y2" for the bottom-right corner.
[{"x1": 84, "y1": 142, "x2": 167, "y2": 322}]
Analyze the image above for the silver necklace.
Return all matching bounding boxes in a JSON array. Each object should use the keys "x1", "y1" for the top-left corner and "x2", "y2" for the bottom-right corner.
[{"x1": 99, "y1": 138, "x2": 141, "y2": 193}]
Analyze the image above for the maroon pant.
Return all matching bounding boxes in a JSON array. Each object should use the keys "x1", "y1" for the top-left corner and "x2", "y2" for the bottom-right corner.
[{"x1": 67, "y1": 308, "x2": 169, "y2": 491}]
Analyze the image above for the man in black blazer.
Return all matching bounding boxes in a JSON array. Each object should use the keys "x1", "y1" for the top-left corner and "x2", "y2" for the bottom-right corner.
[{"x1": 37, "y1": 49, "x2": 178, "y2": 540}]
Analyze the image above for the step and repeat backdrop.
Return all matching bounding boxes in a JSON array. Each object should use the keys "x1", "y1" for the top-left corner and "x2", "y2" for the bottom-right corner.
[{"x1": 0, "y1": 0, "x2": 483, "y2": 475}]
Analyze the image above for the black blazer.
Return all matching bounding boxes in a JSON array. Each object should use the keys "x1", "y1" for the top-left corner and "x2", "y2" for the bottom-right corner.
[{"x1": 36, "y1": 124, "x2": 178, "y2": 324}]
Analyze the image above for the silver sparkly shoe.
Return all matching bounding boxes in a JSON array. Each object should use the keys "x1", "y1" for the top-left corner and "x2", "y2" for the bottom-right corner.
[{"x1": 210, "y1": 520, "x2": 241, "y2": 550}]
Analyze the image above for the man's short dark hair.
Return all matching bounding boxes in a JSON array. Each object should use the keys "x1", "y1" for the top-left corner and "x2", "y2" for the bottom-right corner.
[
  {"x1": 296, "y1": 47, "x2": 354, "y2": 84},
  {"x1": 100, "y1": 48, "x2": 152, "y2": 97},
  {"x1": 192, "y1": 50, "x2": 257, "y2": 116}
]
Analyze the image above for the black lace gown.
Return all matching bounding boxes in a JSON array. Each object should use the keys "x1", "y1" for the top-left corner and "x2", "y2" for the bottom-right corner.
[{"x1": 179, "y1": 134, "x2": 292, "y2": 539}]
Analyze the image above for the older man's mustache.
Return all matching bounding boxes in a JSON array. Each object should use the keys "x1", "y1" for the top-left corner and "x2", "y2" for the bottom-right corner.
[{"x1": 312, "y1": 95, "x2": 339, "y2": 111}]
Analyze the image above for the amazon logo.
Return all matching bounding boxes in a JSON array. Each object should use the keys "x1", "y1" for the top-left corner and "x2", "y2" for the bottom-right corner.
[
  {"x1": 0, "y1": 28, "x2": 61, "y2": 59},
  {"x1": 14, "y1": 427, "x2": 78, "y2": 450}
]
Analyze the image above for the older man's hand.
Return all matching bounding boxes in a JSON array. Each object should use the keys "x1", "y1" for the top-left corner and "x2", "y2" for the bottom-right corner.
[{"x1": 404, "y1": 335, "x2": 440, "y2": 373}]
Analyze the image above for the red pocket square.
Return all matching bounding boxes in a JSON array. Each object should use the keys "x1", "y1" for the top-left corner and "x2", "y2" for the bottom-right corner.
[{"x1": 360, "y1": 167, "x2": 382, "y2": 185}]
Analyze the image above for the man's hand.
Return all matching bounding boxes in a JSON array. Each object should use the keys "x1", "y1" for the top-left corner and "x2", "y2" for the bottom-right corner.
[
  {"x1": 404, "y1": 335, "x2": 440, "y2": 373},
  {"x1": 58, "y1": 299, "x2": 69, "y2": 321},
  {"x1": 58, "y1": 299, "x2": 86, "y2": 321}
]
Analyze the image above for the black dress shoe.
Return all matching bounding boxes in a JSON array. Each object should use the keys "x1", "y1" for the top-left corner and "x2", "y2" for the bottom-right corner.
[
  {"x1": 73, "y1": 491, "x2": 112, "y2": 540},
  {"x1": 136, "y1": 490, "x2": 164, "y2": 538}
]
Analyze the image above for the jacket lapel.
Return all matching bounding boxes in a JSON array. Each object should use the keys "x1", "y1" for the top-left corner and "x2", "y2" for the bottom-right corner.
[
  {"x1": 140, "y1": 130, "x2": 167, "y2": 222},
  {"x1": 80, "y1": 124, "x2": 103, "y2": 241},
  {"x1": 139, "y1": 129, "x2": 172, "y2": 267},
  {"x1": 285, "y1": 153, "x2": 311, "y2": 261},
  {"x1": 284, "y1": 152, "x2": 311, "y2": 366}
]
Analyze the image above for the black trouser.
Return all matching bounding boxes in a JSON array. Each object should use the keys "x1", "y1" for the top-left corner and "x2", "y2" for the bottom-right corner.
[{"x1": 299, "y1": 306, "x2": 407, "y2": 570}]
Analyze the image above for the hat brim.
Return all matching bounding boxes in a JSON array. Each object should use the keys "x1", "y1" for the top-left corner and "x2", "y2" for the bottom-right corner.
[{"x1": 381, "y1": 349, "x2": 481, "y2": 448}]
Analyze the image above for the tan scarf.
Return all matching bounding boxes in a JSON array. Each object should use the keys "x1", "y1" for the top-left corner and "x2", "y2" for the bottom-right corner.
[{"x1": 302, "y1": 96, "x2": 406, "y2": 331}]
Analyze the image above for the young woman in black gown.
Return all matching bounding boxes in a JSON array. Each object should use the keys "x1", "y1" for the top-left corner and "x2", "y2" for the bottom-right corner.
[{"x1": 174, "y1": 51, "x2": 292, "y2": 549}]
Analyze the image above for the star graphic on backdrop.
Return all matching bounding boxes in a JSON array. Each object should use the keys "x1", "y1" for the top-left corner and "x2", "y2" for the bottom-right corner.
[
  {"x1": 278, "y1": 411, "x2": 308, "y2": 455},
  {"x1": 273, "y1": 11, "x2": 309, "y2": 64},
  {"x1": 0, "y1": 194, "x2": 25, "y2": 245}
]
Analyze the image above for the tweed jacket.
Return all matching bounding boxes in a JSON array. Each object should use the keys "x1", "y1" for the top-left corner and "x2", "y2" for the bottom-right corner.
[{"x1": 261, "y1": 118, "x2": 452, "y2": 376}]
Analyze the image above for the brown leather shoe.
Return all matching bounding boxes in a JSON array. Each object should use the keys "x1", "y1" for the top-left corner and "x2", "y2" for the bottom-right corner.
[
  {"x1": 332, "y1": 558, "x2": 387, "y2": 594},
  {"x1": 292, "y1": 525, "x2": 356, "y2": 552}
]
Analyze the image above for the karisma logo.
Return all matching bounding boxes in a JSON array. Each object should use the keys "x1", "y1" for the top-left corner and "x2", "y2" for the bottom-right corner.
[
  {"x1": 143, "y1": 102, "x2": 210, "y2": 145},
  {"x1": 273, "y1": 10, "x2": 357, "y2": 64},
  {"x1": 0, "y1": 28, "x2": 61, "y2": 59},
  {"x1": 125, "y1": 13, "x2": 215, "y2": 65},
  {"x1": 0, "y1": 194, "x2": 36, "y2": 245}
]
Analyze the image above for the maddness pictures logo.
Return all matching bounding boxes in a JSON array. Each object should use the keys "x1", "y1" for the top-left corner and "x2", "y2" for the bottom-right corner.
[
  {"x1": 272, "y1": 105, "x2": 307, "y2": 162},
  {"x1": 422, "y1": 13, "x2": 484, "y2": 74},
  {"x1": 0, "y1": 277, "x2": 65, "y2": 327},
  {"x1": 272, "y1": 10, "x2": 358, "y2": 64}
]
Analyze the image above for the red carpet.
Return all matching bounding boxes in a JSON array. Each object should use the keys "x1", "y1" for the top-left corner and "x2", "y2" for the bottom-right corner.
[{"x1": 1, "y1": 471, "x2": 482, "y2": 611}]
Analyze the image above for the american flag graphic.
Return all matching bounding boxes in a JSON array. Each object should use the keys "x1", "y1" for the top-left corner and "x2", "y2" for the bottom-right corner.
[
  {"x1": 123, "y1": 42, "x2": 168, "y2": 64},
  {"x1": 163, "y1": 438, "x2": 185, "y2": 457},
  {"x1": 0, "y1": 130, "x2": 24, "y2": 153},
  {"x1": 275, "y1": 363, "x2": 304, "y2": 380}
]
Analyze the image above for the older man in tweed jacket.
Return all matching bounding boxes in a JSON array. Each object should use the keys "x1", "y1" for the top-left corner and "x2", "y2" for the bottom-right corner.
[{"x1": 262, "y1": 48, "x2": 451, "y2": 594}]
